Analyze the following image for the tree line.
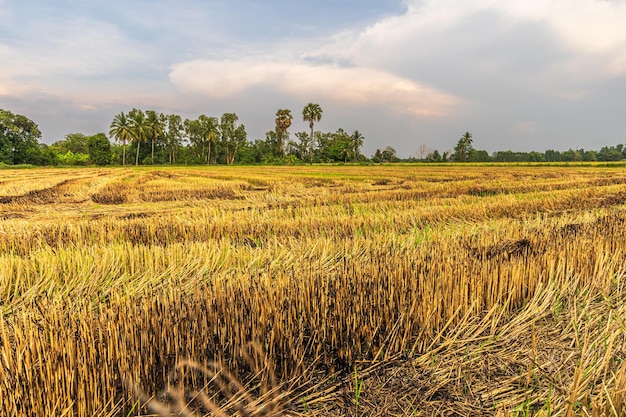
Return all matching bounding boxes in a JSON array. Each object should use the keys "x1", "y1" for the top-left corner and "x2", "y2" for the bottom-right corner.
[
  {"x1": 414, "y1": 132, "x2": 626, "y2": 163},
  {"x1": 2, "y1": 107, "x2": 625, "y2": 166},
  {"x1": 0, "y1": 103, "x2": 372, "y2": 166},
  {"x1": 106, "y1": 103, "x2": 367, "y2": 166}
]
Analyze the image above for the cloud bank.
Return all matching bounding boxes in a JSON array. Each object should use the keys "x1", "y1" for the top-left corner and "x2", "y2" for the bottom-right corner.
[
  {"x1": 170, "y1": 59, "x2": 460, "y2": 117},
  {"x1": 2, "y1": 0, "x2": 626, "y2": 154}
]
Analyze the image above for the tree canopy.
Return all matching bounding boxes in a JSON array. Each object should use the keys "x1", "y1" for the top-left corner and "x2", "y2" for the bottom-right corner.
[{"x1": 0, "y1": 109, "x2": 42, "y2": 165}]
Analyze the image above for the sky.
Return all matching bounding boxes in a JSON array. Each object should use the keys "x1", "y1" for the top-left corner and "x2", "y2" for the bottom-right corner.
[{"x1": 1, "y1": 0, "x2": 626, "y2": 158}]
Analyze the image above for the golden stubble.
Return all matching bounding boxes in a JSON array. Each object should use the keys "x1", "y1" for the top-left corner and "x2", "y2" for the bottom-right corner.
[{"x1": 0, "y1": 165, "x2": 625, "y2": 416}]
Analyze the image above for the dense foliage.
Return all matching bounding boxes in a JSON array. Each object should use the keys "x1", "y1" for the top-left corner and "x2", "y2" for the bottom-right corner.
[
  {"x1": 2, "y1": 107, "x2": 626, "y2": 166},
  {"x1": 0, "y1": 108, "x2": 48, "y2": 165}
]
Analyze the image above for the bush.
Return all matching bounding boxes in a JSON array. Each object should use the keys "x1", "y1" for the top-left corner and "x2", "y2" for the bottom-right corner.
[{"x1": 56, "y1": 150, "x2": 90, "y2": 166}]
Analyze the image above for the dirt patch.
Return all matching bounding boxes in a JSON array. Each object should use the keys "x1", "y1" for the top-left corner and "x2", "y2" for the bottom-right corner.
[
  {"x1": 591, "y1": 177, "x2": 626, "y2": 187},
  {"x1": 0, "y1": 212, "x2": 25, "y2": 220},
  {"x1": 465, "y1": 186, "x2": 501, "y2": 197},
  {"x1": 598, "y1": 192, "x2": 626, "y2": 207},
  {"x1": 91, "y1": 184, "x2": 129, "y2": 204},
  {"x1": 0, "y1": 179, "x2": 79, "y2": 205},
  {"x1": 138, "y1": 186, "x2": 237, "y2": 202},
  {"x1": 558, "y1": 223, "x2": 585, "y2": 238},
  {"x1": 119, "y1": 212, "x2": 152, "y2": 220},
  {"x1": 372, "y1": 178, "x2": 392, "y2": 186},
  {"x1": 473, "y1": 238, "x2": 532, "y2": 260}
]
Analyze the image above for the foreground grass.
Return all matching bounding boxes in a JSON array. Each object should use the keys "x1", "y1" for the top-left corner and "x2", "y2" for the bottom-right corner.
[{"x1": 0, "y1": 165, "x2": 625, "y2": 416}]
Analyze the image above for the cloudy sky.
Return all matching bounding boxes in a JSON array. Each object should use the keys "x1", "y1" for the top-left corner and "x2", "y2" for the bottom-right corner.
[{"x1": 1, "y1": 0, "x2": 625, "y2": 157}]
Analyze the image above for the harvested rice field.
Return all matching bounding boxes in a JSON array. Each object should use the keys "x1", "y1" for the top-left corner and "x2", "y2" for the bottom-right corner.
[{"x1": 1, "y1": 164, "x2": 626, "y2": 416}]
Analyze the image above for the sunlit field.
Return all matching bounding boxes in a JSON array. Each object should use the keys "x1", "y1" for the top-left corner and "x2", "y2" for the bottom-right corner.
[{"x1": 1, "y1": 164, "x2": 626, "y2": 416}]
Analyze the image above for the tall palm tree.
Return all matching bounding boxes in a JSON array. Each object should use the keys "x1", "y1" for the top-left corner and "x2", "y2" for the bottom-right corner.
[
  {"x1": 109, "y1": 112, "x2": 132, "y2": 166},
  {"x1": 302, "y1": 103, "x2": 322, "y2": 165},
  {"x1": 275, "y1": 109, "x2": 293, "y2": 162},
  {"x1": 198, "y1": 115, "x2": 219, "y2": 165},
  {"x1": 129, "y1": 109, "x2": 150, "y2": 166},
  {"x1": 351, "y1": 130, "x2": 364, "y2": 163},
  {"x1": 145, "y1": 110, "x2": 164, "y2": 165}
]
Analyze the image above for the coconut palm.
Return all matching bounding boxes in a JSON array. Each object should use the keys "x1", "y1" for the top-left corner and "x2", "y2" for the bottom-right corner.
[
  {"x1": 198, "y1": 115, "x2": 219, "y2": 165},
  {"x1": 275, "y1": 109, "x2": 293, "y2": 162},
  {"x1": 351, "y1": 130, "x2": 364, "y2": 163},
  {"x1": 145, "y1": 110, "x2": 164, "y2": 165},
  {"x1": 109, "y1": 112, "x2": 132, "y2": 166},
  {"x1": 129, "y1": 109, "x2": 150, "y2": 166},
  {"x1": 340, "y1": 145, "x2": 351, "y2": 163},
  {"x1": 302, "y1": 103, "x2": 322, "y2": 165}
]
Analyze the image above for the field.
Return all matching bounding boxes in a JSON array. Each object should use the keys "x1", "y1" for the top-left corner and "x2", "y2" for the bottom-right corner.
[{"x1": 1, "y1": 164, "x2": 626, "y2": 416}]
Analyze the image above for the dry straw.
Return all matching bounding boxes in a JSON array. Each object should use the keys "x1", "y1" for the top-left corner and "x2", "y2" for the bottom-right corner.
[{"x1": 1, "y1": 165, "x2": 626, "y2": 416}]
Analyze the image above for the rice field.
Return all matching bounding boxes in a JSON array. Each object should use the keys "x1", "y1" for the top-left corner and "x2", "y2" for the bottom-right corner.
[{"x1": 1, "y1": 164, "x2": 626, "y2": 416}]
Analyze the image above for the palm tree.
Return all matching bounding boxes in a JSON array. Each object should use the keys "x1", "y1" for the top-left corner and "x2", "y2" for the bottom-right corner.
[
  {"x1": 198, "y1": 115, "x2": 219, "y2": 165},
  {"x1": 351, "y1": 130, "x2": 364, "y2": 163},
  {"x1": 129, "y1": 109, "x2": 150, "y2": 166},
  {"x1": 340, "y1": 145, "x2": 351, "y2": 163},
  {"x1": 145, "y1": 110, "x2": 164, "y2": 165},
  {"x1": 109, "y1": 112, "x2": 132, "y2": 166},
  {"x1": 302, "y1": 103, "x2": 322, "y2": 165},
  {"x1": 275, "y1": 109, "x2": 293, "y2": 162}
]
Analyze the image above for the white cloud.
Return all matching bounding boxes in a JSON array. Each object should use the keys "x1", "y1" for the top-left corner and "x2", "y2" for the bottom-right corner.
[
  {"x1": 170, "y1": 59, "x2": 460, "y2": 117},
  {"x1": 296, "y1": 0, "x2": 626, "y2": 114},
  {"x1": 434, "y1": 0, "x2": 626, "y2": 72},
  {"x1": 0, "y1": 15, "x2": 153, "y2": 99}
]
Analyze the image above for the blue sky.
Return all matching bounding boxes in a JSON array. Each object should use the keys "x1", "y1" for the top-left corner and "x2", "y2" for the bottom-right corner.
[{"x1": 1, "y1": 0, "x2": 626, "y2": 157}]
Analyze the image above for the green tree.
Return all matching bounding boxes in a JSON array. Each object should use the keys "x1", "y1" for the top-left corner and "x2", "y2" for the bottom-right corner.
[
  {"x1": 164, "y1": 114, "x2": 183, "y2": 164},
  {"x1": 145, "y1": 110, "x2": 164, "y2": 165},
  {"x1": 220, "y1": 113, "x2": 246, "y2": 164},
  {"x1": 294, "y1": 131, "x2": 311, "y2": 161},
  {"x1": 184, "y1": 118, "x2": 203, "y2": 163},
  {"x1": 56, "y1": 151, "x2": 89, "y2": 166},
  {"x1": 561, "y1": 148, "x2": 583, "y2": 162},
  {"x1": 381, "y1": 146, "x2": 397, "y2": 162},
  {"x1": 598, "y1": 146, "x2": 623, "y2": 161},
  {"x1": 275, "y1": 109, "x2": 293, "y2": 162},
  {"x1": 109, "y1": 112, "x2": 132, "y2": 166},
  {"x1": 31, "y1": 144, "x2": 56, "y2": 166},
  {"x1": 544, "y1": 149, "x2": 561, "y2": 162},
  {"x1": 231, "y1": 125, "x2": 247, "y2": 164},
  {"x1": 87, "y1": 133, "x2": 112, "y2": 166},
  {"x1": 264, "y1": 127, "x2": 282, "y2": 159},
  {"x1": 0, "y1": 109, "x2": 42, "y2": 165},
  {"x1": 372, "y1": 149, "x2": 382, "y2": 163},
  {"x1": 453, "y1": 131, "x2": 474, "y2": 162},
  {"x1": 198, "y1": 115, "x2": 220, "y2": 164},
  {"x1": 129, "y1": 109, "x2": 150, "y2": 166},
  {"x1": 582, "y1": 150, "x2": 597, "y2": 162},
  {"x1": 468, "y1": 149, "x2": 491, "y2": 162},
  {"x1": 351, "y1": 130, "x2": 364, "y2": 163},
  {"x1": 302, "y1": 103, "x2": 323, "y2": 164},
  {"x1": 52, "y1": 133, "x2": 90, "y2": 155},
  {"x1": 340, "y1": 144, "x2": 352, "y2": 163},
  {"x1": 317, "y1": 128, "x2": 352, "y2": 162}
]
